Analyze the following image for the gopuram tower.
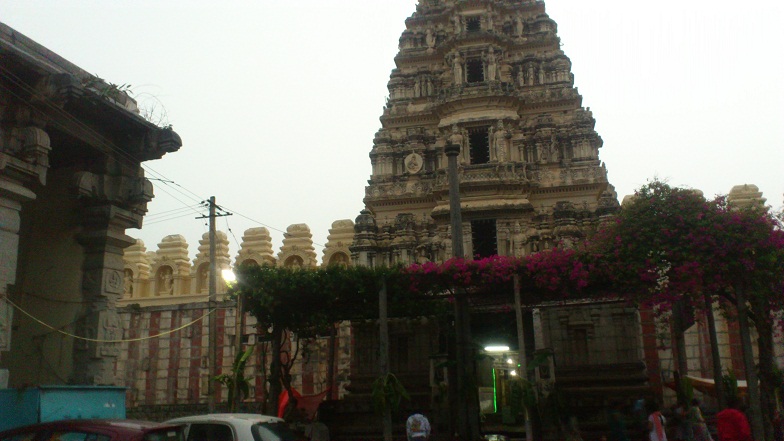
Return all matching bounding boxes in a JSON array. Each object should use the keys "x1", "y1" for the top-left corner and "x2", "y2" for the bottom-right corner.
[{"x1": 352, "y1": 0, "x2": 619, "y2": 266}]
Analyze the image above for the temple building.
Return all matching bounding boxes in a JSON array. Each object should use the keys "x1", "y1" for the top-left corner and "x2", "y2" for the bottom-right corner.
[
  {"x1": 0, "y1": 22, "x2": 181, "y2": 387},
  {"x1": 343, "y1": 0, "x2": 627, "y2": 435}
]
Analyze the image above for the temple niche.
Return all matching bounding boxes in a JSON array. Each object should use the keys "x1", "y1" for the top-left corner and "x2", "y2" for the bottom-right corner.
[
  {"x1": 150, "y1": 235, "x2": 190, "y2": 297},
  {"x1": 322, "y1": 219, "x2": 355, "y2": 267},
  {"x1": 123, "y1": 240, "x2": 151, "y2": 299},
  {"x1": 235, "y1": 227, "x2": 276, "y2": 267},
  {"x1": 191, "y1": 231, "x2": 231, "y2": 294}
]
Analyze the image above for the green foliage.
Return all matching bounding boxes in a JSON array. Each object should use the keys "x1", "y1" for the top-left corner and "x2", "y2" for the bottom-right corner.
[
  {"x1": 213, "y1": 345, "x2": 254, "y2": 411},
  {"x1": 722, "y1": 370, "x2": 739, "y2": 404},
  {"x1": 371, "y1": 373, "x2": 410, "y2": 415}
]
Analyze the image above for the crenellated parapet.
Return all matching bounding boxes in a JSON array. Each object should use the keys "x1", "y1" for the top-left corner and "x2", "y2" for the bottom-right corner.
[
  {"x1": 123, "y1": 240, "x2": 151, "y2": 299},
  {"x1": 150, "y1": 235, "x2": 191, "y2": 297},
  {"x1": 122, "y1": 222, "x2": 346, "y2": 305},
  {"x1": 234, "y1": 227, "x2": 276, "y2": 267},
  {"x1": 191, "y1": 231, "x2": 231, "y2": 295},
  {"x1": 277, "y1": 224, "x2": 318, "y2": 268},
  {"x1": 322, "y1": 220, "x2": 355, "y2": 267}
]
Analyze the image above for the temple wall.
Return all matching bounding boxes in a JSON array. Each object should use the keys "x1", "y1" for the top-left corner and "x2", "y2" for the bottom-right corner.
[{"x1": 117, "y1": 222, "x2": 355, "y2": 408}]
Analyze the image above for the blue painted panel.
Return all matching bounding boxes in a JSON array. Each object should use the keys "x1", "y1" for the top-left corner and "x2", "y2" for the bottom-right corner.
[
  {"x1": 0, "y1": 386, "x2": 126, "y2": 431},
  {"x1": 0, "y1": 389, "x2": 40, "y2": 431},
  {"x1": 38, "y1": 386, "x2": 126, "y2": 422}
]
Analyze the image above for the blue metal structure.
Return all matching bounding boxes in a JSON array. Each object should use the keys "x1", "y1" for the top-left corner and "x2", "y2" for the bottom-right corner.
[{"x1": 0, "y1": 386, "x2": 126, "y2": 431}]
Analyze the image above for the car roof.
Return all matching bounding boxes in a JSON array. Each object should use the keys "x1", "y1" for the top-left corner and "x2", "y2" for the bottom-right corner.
[
  {"x1": 1, "y1": 419, "x2": 182, "y2": 436},
  {"x1": 166, "y1": 414, "x2": 284, "y2": 425}
]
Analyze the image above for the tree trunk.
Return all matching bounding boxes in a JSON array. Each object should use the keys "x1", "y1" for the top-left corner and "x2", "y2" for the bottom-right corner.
[
  {"x1": 268, "y1": 325, "x2": 283, "y2": 415},
  {"x1": 704, "y1": 294, "x2": 725, "y2": 409},
  {"x1": 379, "y1": 279, "x2": 392, "y2": 441},
  {"x1": 735, "y1": 288, "x2": 764, "y2": 441},
  {"x1": 750, "y1": 295, "x2": 776, "y2": 441},
  {"x1": 326, "y1": 323, "x2": 338, "y2": 400},
  {"x1": 672, "y1": 300, "x2": 689, "y2": 404}
]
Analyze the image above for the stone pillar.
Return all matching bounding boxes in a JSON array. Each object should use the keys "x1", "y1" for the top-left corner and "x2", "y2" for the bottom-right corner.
[
  {"x1": 71, "y1": 170, "x2": 149, "y2": 385},
  {"x1": 0, "y1": 182, "x2": 37, "y2": 362}
]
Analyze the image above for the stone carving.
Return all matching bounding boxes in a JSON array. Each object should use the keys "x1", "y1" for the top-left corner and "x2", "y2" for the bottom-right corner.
[
  {"x1": 515, "y1": 12, "x2": 525, "y2": 37},
  {"x1": 105, "y1": 270, "x2": 122, "y2": 294},
  {"x1": 491, "y1": 120, "x2": 510, "y2": 162},
  {"x1": 158, "y1": 266, "x2": 174, "y2": 295},
  {"x1": 453, "y1": 14, "x2": 463, "y2": 34},
  {"x1": 405, "y1": 153, "x2": 424, "y2": 174},
  {"x1": 425, "y1": 28, "x2": 436, "y2": 49},
  {"x1": 123, "y1": 269, "x2": 133, "y2": 297},
  {"x1": 447, "y1": 124, "x2": 468, "y2": 164},
  {"x1": 452, "y1": 52, "x2": 463, "y2": 85},
  {"x1": 485, "y1": 48, "x2": 498, "y2": 82}
]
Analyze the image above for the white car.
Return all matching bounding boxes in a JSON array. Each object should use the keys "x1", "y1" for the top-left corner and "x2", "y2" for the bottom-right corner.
[{"x1": 165, "y1": 414, "x2": 304, "y2": 441}]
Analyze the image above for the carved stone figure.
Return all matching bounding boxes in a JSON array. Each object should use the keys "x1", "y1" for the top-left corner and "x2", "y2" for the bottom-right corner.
[
  {"x1": 486, "y1": 48, "x2": 498, "y2": 82},
  {"x1": 405, "y1": 153, "x2": 423, "y2": 174},
  {"x1": 515, "y1": 12, "x2": 524, "y2": 36},
  {"x1": 425, "y1": 28, "x2": 436, "y2": 49},
  {"x1": 492, "y1": 120, "x2": 509, "y2": 162},
  {"x1": 447, "y1": 124, "x2": 467, "y2": 164},
  {"x1": 452, "y1": 53, "x2": 464, "y2": 85},
  {"x1": 158, "y1": 267, "x2": 173, "y2": 295},
  {"x1": 123, "y1": 269, "x2": 133, "y2": 297},
  {"x1": 453, "y1": 14, "x2": 463, "y2": 34}
]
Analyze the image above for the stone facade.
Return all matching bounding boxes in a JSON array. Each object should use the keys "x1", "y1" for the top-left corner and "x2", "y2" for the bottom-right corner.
[{"x1": 0, "y1": 22, "x2": 181, "y2": 386}]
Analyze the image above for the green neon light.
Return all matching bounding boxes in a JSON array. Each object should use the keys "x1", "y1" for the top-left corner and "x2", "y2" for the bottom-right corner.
[{"x1": 492, "y1": 368, "x2": 498, "y2": 413}]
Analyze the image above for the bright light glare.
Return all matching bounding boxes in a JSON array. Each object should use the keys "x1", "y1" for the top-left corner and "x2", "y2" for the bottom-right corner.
[
  {"x1": 506, "y1": 358, "x2": 514, "y2": 365},
  {"x1": 510, "y1": 370, "x2": 517, "y2": 376},
  {"x1": 484, "y1": 345, "x2": 510, "y2": 352},
  {"x1": 222, "y1": 269, "x2": 236, "y2": 283}
]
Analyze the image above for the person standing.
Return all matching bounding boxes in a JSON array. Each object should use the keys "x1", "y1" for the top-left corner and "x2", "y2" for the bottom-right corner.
[
  {"x1": 608, "y1": 401, "x2": 630, "y2": 441},
  {"x1": 716, "y1": 397, "x2": 752, "y2": 441},
  {"x1": 647, "y1": 401, "x2": 668, "y2": 441},
  {"x1": 688, "y1": 399, "x2": 713, "y2": 441},
  {"x1": 406, "y1": 412, "x2": 431, "y2": 441}
]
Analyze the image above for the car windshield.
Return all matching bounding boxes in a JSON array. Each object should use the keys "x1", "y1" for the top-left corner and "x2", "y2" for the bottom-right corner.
[
  {"x1": 251, "y1": 423, "x2": 300, "y2": 441},
  {"x1": 143, "y1": 427, "x2": 185, "y2": 441}
]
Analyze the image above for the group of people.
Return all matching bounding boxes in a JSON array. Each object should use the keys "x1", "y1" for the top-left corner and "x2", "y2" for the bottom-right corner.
[{"x1": 608, "y1": 397, "x2": 752, "y2": 441}]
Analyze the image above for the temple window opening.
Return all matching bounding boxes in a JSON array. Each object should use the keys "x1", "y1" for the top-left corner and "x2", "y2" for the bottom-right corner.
[
  {"x1": 466, "y1": 58, "x2": 484, "y2": 83},
  {"x1": 471, "y1": 219, "x2": 498, "y2": 258},
  {"x1": 468, "y1": 126, "x2": 490, "y2": 164},
  {"x1": 466, "y1": 16, "x2": 481, "y2": 33}
]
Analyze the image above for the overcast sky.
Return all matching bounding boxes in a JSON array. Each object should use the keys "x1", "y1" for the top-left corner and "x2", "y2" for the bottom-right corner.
[{"x1": 3, "y1": 0, "x2": 783, "y2": 262}]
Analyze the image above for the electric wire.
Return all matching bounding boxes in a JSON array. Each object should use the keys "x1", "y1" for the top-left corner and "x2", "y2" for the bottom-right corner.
[
  {"x1": 0, "y1": 65, "x2": 205, "y2": 208},
  {"x1": 1, "y1": 57, "x2": 318, "y2": 250},
  {"x1": 4, "y1": 296, "x2": 216, "y2": 344}
]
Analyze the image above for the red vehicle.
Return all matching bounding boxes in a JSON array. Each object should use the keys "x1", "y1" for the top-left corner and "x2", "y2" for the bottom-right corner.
[{"x1": 0, "y1": 420, "x2": 184, "y2": 441}]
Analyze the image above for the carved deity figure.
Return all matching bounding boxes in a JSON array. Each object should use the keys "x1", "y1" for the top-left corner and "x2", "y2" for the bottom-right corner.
[
  {"x1": 453, "y1": 14, "x2": 463, "y2": 34},
  {"x1": 527, "y1": 65, "x2": 535, "y2": 86},
  {"x1": 485, "y1": 8, "x2": 494, "y2": 31},
  {"x1": 425, "y1": 28, "x2": 436, "y2": 49},
  {"x1": 452, "y1": 53, "x2": 464, "y2": 85},
  {"x1": 447, "y1": 124, "x2": 467, "y2": 164},
  {"x1": 123, "y1": 269, "x2": 134, "y2": 297},
  {"x1": 158, "y1": 267, "x2": 173, "y2": 295},
  {"x1": 485, "y1": 48, "x2": 498, "y2": 82},
  {"x1": 491, "y1": 120, "x2": 509, "y2": 162},
  {"x1": 515, "y1": 12, "x2": 525, "y2": 37}
]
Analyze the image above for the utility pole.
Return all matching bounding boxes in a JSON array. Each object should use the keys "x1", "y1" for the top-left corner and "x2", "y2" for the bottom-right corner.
[
  {"x1": 445, "y1": 144, "x2": 480, "y2": 441},
  {"x1": 513, "y1": 275, "x2": 533, "y2": 441},
  {"x1": 207, "y1": 196, "x2": 217, "y2": 413},
  {"x1": 196, "y1": 196, "x2": 231, "y2": 413}
]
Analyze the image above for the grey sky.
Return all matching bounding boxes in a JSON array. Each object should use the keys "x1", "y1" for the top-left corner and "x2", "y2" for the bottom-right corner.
[{"x1": 3, "y1": 0, "x2": 783, "y2": 261}]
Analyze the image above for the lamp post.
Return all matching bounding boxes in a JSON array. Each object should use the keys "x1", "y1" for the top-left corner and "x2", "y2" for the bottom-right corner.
[{"x1": 445, "y1": 144, "x2": 480, "y2": 441}]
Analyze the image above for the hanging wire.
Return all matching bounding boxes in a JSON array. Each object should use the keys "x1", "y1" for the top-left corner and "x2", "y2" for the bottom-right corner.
[{"x1": 4, "y1": 296, "x2": 216, "y2": 344}]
